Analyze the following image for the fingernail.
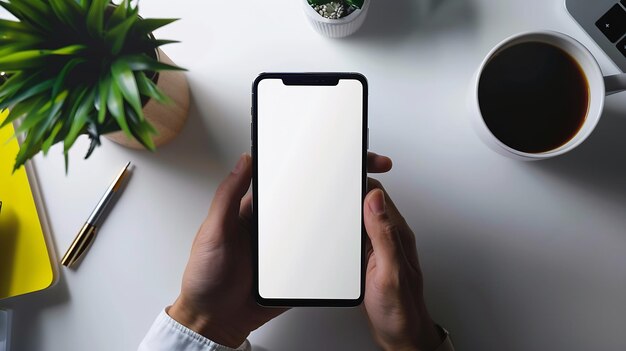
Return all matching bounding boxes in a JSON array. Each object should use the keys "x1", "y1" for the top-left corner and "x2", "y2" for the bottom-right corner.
[
  {"x1": 233, "y1": 154, "x2": 248, "y2": 174},
  {"x1": 368, "y1": 189, "x2": 386, "y2": 215}
]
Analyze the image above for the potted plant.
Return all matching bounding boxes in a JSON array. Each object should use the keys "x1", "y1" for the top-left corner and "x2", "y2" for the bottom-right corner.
[
  {"x1": 0, "y1": 0, "x2": 189, "y2": 172},
  {"x1": 303, "y1": 0, "x2": 371, "y2": 38}
]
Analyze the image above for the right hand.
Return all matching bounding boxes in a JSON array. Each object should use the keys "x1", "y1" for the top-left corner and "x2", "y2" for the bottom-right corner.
[
  {"x1": 168, "y1": 152, "x2": 394, "y2": 348},
  {"x1": 363, "y1": 179, "x2": 443, "y2": 351}
]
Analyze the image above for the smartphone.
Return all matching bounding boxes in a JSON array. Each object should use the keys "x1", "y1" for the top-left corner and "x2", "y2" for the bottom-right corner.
[{"x1": 252, "y1": 73, "x2": 368, "y2": 307}]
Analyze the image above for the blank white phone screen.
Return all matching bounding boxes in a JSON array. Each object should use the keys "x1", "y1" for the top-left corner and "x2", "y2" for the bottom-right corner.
[{"x1": 257, "y1": 78, "x2": 364, "y2": 300}]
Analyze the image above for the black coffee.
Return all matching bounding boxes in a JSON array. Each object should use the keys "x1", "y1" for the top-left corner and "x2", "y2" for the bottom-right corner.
[{"x1": 478, "y1": 42, "x2": 589, "y2": 153}]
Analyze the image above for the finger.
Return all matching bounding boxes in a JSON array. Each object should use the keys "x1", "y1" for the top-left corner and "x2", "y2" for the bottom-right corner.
[
  {"x1": 239, "y1": 191, "x2": 253, "y2": 232},
  {"x1": 364, "y1": 234, "x2": 373, "y2": 260},
  {"x1": 363, "y1": 189, "x2": 409, "y2": 273},
  {"x1": 367, "y1": 152, "x2": 393, "y2": 174},
  {"x1": 206, "y1": 154, "x2": 252, "y2": 235},
  {"x1": 240, "y1": 192, "x2": 253, "y2": 222},
  {"x1": 366, "y1": 178, "x2": 421, "y2": 272}
]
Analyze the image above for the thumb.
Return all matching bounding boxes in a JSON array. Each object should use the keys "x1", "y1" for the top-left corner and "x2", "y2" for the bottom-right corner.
[
  {"x1": 206, "y1": 153, "x2": 252, "y2": 231},
  {"x1": 364, "y1": 189, "x2": 407, "y2": 272}
]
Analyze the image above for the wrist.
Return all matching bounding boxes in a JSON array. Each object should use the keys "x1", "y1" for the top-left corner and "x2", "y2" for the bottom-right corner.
[
  {"x1": 380, "y1": 317, "x2": 443, "y2": 351},
  {"x1": 411, "y1": 301, "x2": 445, "y2": 351},
  {"x1": 169, "y1": 297, "x2": 248, "y2": 349},
  {"x1": 414, "y1": 318, "x2": 444, "y2": 351}
]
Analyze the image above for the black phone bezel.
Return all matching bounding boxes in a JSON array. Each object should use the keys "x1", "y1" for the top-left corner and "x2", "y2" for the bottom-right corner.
[{"x1": 251, "y1": 72, "x2": 369, "y2": 307}]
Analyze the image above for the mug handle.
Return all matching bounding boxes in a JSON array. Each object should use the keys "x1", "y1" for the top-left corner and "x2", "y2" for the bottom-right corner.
[{"x1": 605, "y1": 74, "x2": 626, "y2": 96}]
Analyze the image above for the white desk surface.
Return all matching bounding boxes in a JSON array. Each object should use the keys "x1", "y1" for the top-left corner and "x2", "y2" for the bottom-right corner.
[{"x1": 2, "y1": 0, "x2": 626, "y2": 350}]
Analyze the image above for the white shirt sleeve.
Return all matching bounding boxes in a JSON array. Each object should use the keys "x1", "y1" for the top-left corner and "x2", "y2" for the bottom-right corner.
[
  {"x1": 138, "y1": 308, "x2": 455, "y2": 351},
  {"x1": 138, "y1": 309, "x2": 251, "y2": 351}
]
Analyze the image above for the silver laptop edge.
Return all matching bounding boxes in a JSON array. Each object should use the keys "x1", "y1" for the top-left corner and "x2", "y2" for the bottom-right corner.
[{"x1": 566, "y1": 0, "x2": 626, "y2": 72}]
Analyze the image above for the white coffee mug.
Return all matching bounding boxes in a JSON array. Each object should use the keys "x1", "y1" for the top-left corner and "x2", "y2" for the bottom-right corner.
[{"x1": 469, "y1": 31, "x2": 626, "y2": 160}]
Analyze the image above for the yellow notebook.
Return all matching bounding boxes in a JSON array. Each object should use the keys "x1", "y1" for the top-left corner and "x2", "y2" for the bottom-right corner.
[{"x1": 0, "y1": 111, "x2": 55, "y2": 300}]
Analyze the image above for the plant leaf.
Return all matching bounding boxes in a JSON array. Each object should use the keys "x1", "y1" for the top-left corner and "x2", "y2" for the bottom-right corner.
[
  {"x1": 0, "y1": 71, "x2": 26, "y2": 99},
  {"x1": 49, "y1": 0, "x2": 85, "y2": 31},
  {"x1": 96, "y1": 75, "x2": 110, "y2": 123},
  {"x1": 0, "y1": 50, "x2": 51, "y2": 70},
  {"x1": 126, "y1": 1, "x2": 139, "y2": 20},
  {"x1": 0, "y1": 0, "x2": 51, "y2": 33},
  {"x1": 12, "y1": 0, "x2": 48, "y2": 15},
  {"x1": 42, "y1": 120, "x2": 63, "y2": 154},
  {"x1": 63, "y1": 151, "x2": 69, "y2": 173},
  {"x1": 0, "y1": 95, "x2": 47, "y2": 128},
  {"x1": 143, "y1": 39, "x2": 180, "y2": 49},
  {"x1": 0, "y1": 71, "x2": 46, "y2": 110},
  {"x1": 111, "y1": 59, "x2": 143, "y2": 118},
  {"x1": 84, "y1": 137, "x2": 98, "y2": 159},
  {"x1": 14, "y1": 131, "x2": 40, "y2": 172},
  {"x1": 107, "y1": 78, "x2": 132, "y2": 138},
  {"x1": 0, "y1": 37, "x2": 41, "y2": 49},
  {"x1": 59, "y1": 87, "x2": 87, "y2": 134},
  {"x1": 94, "y1": 118, "x2": 119, "y2": 135},
  {"x1": 0, "y1": 18, "x2": 38, "y2": 34},
  {"x1": 86, "y1": 0, "x2": 107, "y2": 38},
  {"x1": 65, "y1": 88, "x2": 94, "y2": 151},
  {"x1": 51, "y1": 44, "x2": 87, "y2": 55},
  {"x1": 105, "y1": 13, "x2": 137, "y2": 55},
  {"x1": 123, "y1": 54, "x2": 186, "y2": 72},
  {"x1": 126, "y1": 108, "x2": 156, "y2": 150},
  {"x1": 134, "y1": 18, "x2": 178, "y2": 34},
  {"x1": 345, "y1": 0, "x2": 365, "y2": 8},
  {"x1": 52, "y1": 57, "x2": 86, "y2": 102},
  {"x1": 16, "y1": 90, "x2": 67, "y2": 134},
  {"x1": 126, "y1": 0, "x2": 137, "y2": 17},
  {"x1": 135, "y1": 71, "x2": 171, "y2": 104},
  {"x1": 14, "y1": 108, "x2": 48, "y2": 136},
  {"x1": 106, "y1": 0, "x2": 127, "y2": 28},
  {"x1": 0, "y1": 78, "x2": 54, "y2": 111},
  {"x1": 0, "y1": 46, "x2": 85, "y2": 71}
]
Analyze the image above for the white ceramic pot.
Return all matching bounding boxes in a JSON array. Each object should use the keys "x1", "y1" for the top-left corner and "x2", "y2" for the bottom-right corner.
[
  {"x1": 468, "y1": 31, "x2": 626, "y2": 160},
  {"x1": 302, "y1": 0, "x2": 371, "y2": 38}
]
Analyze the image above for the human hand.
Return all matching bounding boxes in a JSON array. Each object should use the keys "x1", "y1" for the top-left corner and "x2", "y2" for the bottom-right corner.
[
  {"x1": 169, "y1": 152, "x2": 393, "y2": 348},
  {"x1": 363, "y1": 180, "x2": 443, "y2": 351}
]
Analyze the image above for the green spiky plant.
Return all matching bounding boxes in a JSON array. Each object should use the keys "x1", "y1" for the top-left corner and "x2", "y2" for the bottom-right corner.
[
  {"x1": 308, "y1": 0, "x2": 364, "y2": 8},
  {"x1": 0, "y1": 0, "x2": 185, "y2": 172},
  {"x1": 308, "y1": 0, "x2": 365, "y2": 19}
]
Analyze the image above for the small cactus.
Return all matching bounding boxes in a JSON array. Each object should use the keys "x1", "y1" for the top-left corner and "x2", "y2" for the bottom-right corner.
[{"x1": 309, "y1": 0, "x2": 362, "y2": 19}]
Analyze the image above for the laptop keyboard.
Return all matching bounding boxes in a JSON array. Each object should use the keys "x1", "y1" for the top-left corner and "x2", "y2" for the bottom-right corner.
[
  {"x1": 566, "y1": 0, "x2": 626, "y2": 71},
  {"x1": 596, "y1": 2, "x2": 626, "y2": 57},
  {"x1": 596, "y1": 4, "x2": 626, "y2": 42},
  {"x1": 619, "y1": 36, "x2": 626, "y2": 57}
]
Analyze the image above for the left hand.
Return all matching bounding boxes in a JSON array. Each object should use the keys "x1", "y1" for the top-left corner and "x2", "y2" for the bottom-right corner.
[{"x1": 169, "y1": 152, "x2": 393, "y2": 348}]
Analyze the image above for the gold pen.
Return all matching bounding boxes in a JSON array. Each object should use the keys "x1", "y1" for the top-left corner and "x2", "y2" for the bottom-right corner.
[{"x1": 61, "y1": 162, "x2": 131, "y2": 267}]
